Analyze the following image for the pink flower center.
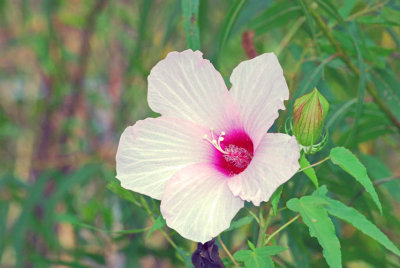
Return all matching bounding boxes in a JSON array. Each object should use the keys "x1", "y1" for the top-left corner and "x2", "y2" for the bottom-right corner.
[
  {"x1": 203, "y1": 129, "x2": 254, "y2": 177},
  {"x1": 223, "y1": 144, "x2": 252, "y2": 169}
]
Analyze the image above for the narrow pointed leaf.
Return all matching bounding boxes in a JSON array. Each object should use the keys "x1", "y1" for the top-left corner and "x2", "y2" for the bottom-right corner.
[
  {"x1": 234, "y1": 248, "x2": 275, "y2": 268},
  {"x1": 299, "y1": 154, "x2": 319, "y2": 188},
  {"x1": 330, "y1": 147, "x2": 382, "y2": 213},
  {"x1": 271, "y1": 185, "x2": 283, "y2": 215},
  {"x1": 313, "y1": 186, "x2": 400, "y2": 257},
  {"x1": 217, "y1": 0, "x2": 246, "y2": 60},
  {"x1": 287, "y1": 196, "x2": 341, "y2": 268},
  {"x1": 181, "y1": 0, "x2": 200, "y2": 50},
  {"x1": 107, "y1": 179, "x2": 140, "y2": 206},
  {"x1": 225, "y1": 216, "x2": 253, "y2": 232},
  {"x1": 146, "y1": 215, "x2": 166, "y2": 239},
  {"x1": 177, "y1": 247, "x2": 194, "y2": 268},
  {"x1": 257, "y1": 246, "x2": 287, "y2": 256}
]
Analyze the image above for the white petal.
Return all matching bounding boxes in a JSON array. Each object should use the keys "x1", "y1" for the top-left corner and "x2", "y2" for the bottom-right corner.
[
  {"x1": 161, "y1": 163, "x2": 244, "y2": 243},
  {"x1": 116, "y1": 117, "x2": 212, "y2": 200},
  {"x1": 229, "y1": 53, "x2": 289, "y2": 147},
  {"x1": 228, "y1": 133, "x2": 300, "y2": 205},
  {"x1": 148, "y1": 50, "x2": 240, "y2": 130}
]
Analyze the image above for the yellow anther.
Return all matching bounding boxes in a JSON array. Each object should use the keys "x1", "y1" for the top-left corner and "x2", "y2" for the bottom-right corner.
[{"x1": 203, "y1": 128, "x2": 227, "y2": 154}]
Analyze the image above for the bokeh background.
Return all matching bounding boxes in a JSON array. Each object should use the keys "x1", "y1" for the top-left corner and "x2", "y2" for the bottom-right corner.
[{"x1": 1, "y1": 0, "x2": 399, "y2": 267}]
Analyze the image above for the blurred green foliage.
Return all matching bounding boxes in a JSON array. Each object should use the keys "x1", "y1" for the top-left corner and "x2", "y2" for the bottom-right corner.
[{"x1": 0, "y1": 0, "x2": 399, "y2": 267}]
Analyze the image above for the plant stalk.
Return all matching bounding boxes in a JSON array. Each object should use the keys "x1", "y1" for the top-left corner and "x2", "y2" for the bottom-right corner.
[{"x1": 264, "y1": 214, "x2": 300, "y2": 245}]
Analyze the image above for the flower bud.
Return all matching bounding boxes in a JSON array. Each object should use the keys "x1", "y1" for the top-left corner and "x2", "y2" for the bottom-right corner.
[
  {"x1": 293, "y1": 88, "x2": 329, "y2": 147},
  {"x1": 192, "y1": 240, "x2": 224, "y2": 268}
]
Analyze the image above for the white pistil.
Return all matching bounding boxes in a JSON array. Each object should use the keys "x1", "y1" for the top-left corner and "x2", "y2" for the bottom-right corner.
[{"x1": 203, "y1": 128, "x2": 228, "y2": 154}]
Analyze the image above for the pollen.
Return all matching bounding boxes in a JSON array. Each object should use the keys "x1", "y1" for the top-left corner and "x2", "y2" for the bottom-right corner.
[
  {"x1": 203, "y1": 128, "x2": 228, "y2": 154},
  {"x1": 203, "y1": 128, "x2": 254, "y2": 176},
  {"x1": 223, "y1": 145, "x2": 252, "y2": 169}
]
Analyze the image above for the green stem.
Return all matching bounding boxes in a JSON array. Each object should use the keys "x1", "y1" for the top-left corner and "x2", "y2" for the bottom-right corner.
[
  {"x1": 277, "y1": 206, "x2": 288, "y2": 213},
  {"x1": 245, "y1": 207, "x2": 260, "y2": 225},
  {"x1": 312, "y1": 1, "x2": 388, "y2": 40},
  {"x1": 256, "y1": 205, "x2": 273, "y2": 247},
  {"x1": 159, "y1": 229, "x2": 178, "y2": 249},
  {"x1": 139, "y1": 196, "x2": 152, "y2": 215},
  {"x1": 275, "y1": 17, "x2": 306, "y2": 56},
  {"x1": 297, "y1": 156, "x2": 330, "y2": 173},
  {"x1": 139, "y1": 196, "x2": 178, "y2": 249},
  {"x1": 256, "y1": 206, "x2": 265, "y2": 247},
  {"x1": 218, "y1": 236, "x2": 239, "y2": 267},
  {"x1": 345, "y1": 0, "x2": 388, "y2": 22},
  {"x1": 264, "y1": 214, "x2": 300, "y2": 245}
]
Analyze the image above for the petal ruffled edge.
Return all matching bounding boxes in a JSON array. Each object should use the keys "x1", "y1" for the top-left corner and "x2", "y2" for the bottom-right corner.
[
  {"x1": 116, "y1": 116, "x2": 212, "y2": 200},
  {"x1": 229, "y1": 53, "x2": 289, "y2": 147},
  {"x1": 227, "y1": 133, "x2": 300, "y2": 205},
  {"x1": 161, "y1": 163, "x2": 244, "y2": 243},
  {"x1": 147, "y1": 50, "x2": 241, "y2": 131}
]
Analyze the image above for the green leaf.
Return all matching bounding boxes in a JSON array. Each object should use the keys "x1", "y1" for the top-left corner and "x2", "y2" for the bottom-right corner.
[
  {"x1": 315, "y1": 0, "x2": 400, "y2": 127},
  {"x1": 298, "y1": 0, "x2": 318, "y2": 50},
  {"x1": 55, "y1": 213, "x2": 149, "y2": 235},
  {"x1": 284, "y1": 210, "x2": 311, "y2": 268},
  {"x1": 234, "y1": 250, "x2": 252, "y2": 264},
  {"x1": 271, "y1": 186, "x2": 283, "y2": 216},
  {"x1": 299, "y1": 154, "x2": 319, "y2": 188},
  {"x1": 313, "y1": 186, "x2": 400, "y2": 257},
  {"x1": 233, "y1": 244, "x2": 286, "y2": 268},
  {"x1": 345, "y1": 23, "x2": 366, "y2": 146},
  {"x1": 328, "y1": 198, "x2": 400, "y2": 257},
  {"x1": 359, "y1": 155, "x2": 392, "y2": 180},
  {"x1": 313, "y1": 0, "x2": 367, "y2": 146},
  {"x1": 360, "y1": 154, "x2": 400, "y2": 203},
  {"x1": 250, "y1": 250, "x2": 276, "y2": 268},
  {"x1": 234, "y1": 245, "x2": 285, "y2": 267},
  {"x1": 12, "y1": 171, "x2": 54, "y2": 268},
  {"x1": 248, "y1": 240, "x2": 256, "y2": 250},
  {"x1": 181, "y1": 0, "x2": 200, "y2": 50},
  {"x1": 234, "y1": 248, "x2": 274, "y2": 268},
  {"x1": 177, "y1": 247, "x2": 194, "y2": 268},
  {"x1": 225, "y1": 216, "x2": 253, "y2": 232},
  {"x1": 146, "y1": 215, "x2": 166, "y2": 239},
  {"x1": 217, "y1": 0, "x2": 246, "y2": 60},
  {"x1": 330, "y1": 147, "x2": 382, "y2": 213},
  {"x1": 381, "y1": 7, "x2": 400, "y2": 25},
  {"x1": 133, "y1": 0, "x2": 153, "y2": 57},
  {"x1": 114, "y1": 228, "x2": 150, "y2": 235},
  {"x1": 287, "y1": 196, "x2": 341, "y2": 268},
  {"x1": 42, "y1": 166, "x2": 99, "y2": 247},
  {"x1": 55, "y1": 213, "x2": 107, "y2": 233},
  {"x1": 370, "y1": 70, "x2": 400, "y2": 124},
  {"x1": 315, "y1": 0, "x2": 345, "y2": 24},
  {"x1": 0, "y1": 201, "x2": 9, "y2": 261},
  {"x1": 356, "y1": 15, "x2": 390, "y2": 26},
  {"x1": 313, "y1": 185, "x2": 328, "y2": 197},
  {"x1": 325, "y1": 99, "x2": 357, "y2": 129},
  {"x1": 338, "y1": 0, "x2": 356, "y2": 17},
  {"x1": 257, "y1": 246, "x2": 287, "y2": 256},
  {"x1": 249, "y1": 1, "x2": 301, "y2": 35},
  {"x1": 229, "y1": 0, "x2": 272, "y2": 35},
  {"x1": 107, "y1": 179, "x2": 141, "y2": 206}
]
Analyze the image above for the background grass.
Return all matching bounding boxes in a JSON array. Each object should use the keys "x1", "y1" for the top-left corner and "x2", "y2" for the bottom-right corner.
[{"x1": 0, "y1": 0, "x2": 399, "y2": 267}]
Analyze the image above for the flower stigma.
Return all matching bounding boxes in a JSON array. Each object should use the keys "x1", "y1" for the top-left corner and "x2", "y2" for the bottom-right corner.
[{"x1": 203, "y1": 128, "x2": 253, "y2": 176}]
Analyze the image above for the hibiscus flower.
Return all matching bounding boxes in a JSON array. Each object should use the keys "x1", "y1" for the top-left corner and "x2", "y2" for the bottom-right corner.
[{"x1": 116, "y1": 50, "x2": 300, "y2": 243}]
